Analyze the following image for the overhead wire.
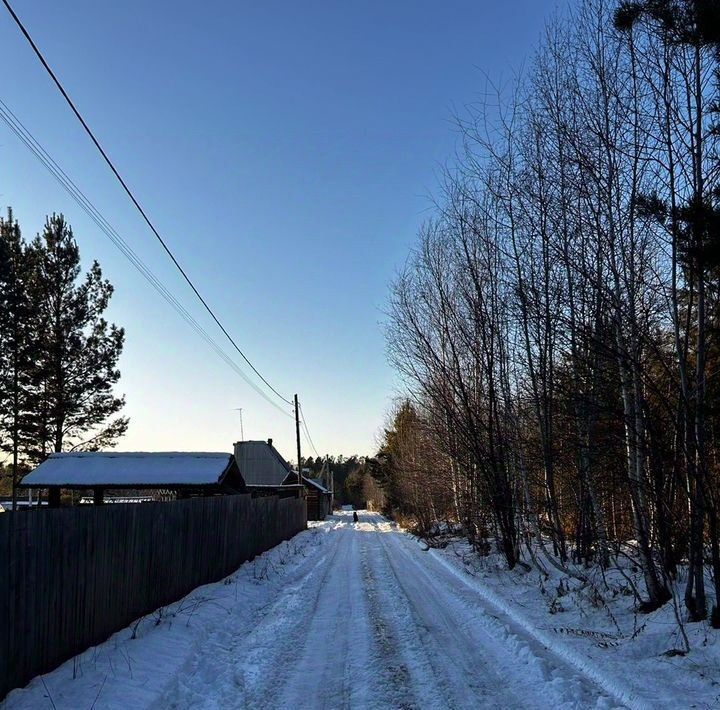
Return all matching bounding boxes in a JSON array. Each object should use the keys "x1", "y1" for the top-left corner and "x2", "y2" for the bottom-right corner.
[
  {"x1": 0, "y1": 98, "x2": 293, "y2": 418},
  {"x1": 1, "y1": 0, "x2": 294, "y2": 407},
  {"x1": 298, "y1": 403, "x2": 321, "y2": 458}
]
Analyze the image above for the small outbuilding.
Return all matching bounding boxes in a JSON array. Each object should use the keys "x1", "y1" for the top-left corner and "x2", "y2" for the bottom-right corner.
[
  {"x1": 299, "y1": 475, "x2": 332, "y2": 521},
  {"x1": 18, "y1": 451, "x2": 245, "y2": 507}
]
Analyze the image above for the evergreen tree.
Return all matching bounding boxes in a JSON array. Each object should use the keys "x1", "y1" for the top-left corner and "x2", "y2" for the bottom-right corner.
[
  {"x1": 23, "y1": 214, "x2": 127, "y2": 460},
  {"x1": 0, "y1": 209, "x2": 37, "y2": 507}
]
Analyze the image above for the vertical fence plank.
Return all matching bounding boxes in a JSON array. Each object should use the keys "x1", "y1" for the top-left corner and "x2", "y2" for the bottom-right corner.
[{"x1": 0, "y1": 514, "x2": 11, "y2": 699}]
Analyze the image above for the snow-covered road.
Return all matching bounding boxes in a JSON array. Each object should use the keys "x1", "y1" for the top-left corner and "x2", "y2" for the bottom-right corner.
[
  {"x1": 161, "y1": 512, "x2": 619, "y2": 709},
  {"x1": 4, "y1": 511, "x2": 625, "y2": 709}
]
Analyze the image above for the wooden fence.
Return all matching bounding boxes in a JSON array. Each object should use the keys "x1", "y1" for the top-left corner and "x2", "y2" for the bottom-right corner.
[{"x1": 0, "y1": 494, "x2": 306, "y2": 700}]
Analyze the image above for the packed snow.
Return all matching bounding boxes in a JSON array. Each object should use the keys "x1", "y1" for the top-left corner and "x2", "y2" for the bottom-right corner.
[{"x1": 3, "y1": 511, "x2": 718, "y2": 709}]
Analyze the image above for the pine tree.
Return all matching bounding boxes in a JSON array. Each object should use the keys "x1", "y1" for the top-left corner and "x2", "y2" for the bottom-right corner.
[
  {"x1": 23, "y1": 214, "x2": 127, "y2": 460},
  {"x1": 0, "y1": 209, "x2": 37, "y2": 508}
]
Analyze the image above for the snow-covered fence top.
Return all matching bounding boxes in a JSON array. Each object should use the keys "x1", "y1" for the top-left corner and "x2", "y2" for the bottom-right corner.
[{"x1": 0, "y1": 494, "x2": 306, "y2": 700}]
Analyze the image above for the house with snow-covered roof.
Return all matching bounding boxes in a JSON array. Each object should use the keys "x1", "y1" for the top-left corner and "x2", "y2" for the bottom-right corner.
[
  {"x1": 233, "y1": 439, "x2": 330, "y2": 520},
  {"x1": 18, "y1": 451, "x2": 246, "y2": 507}
]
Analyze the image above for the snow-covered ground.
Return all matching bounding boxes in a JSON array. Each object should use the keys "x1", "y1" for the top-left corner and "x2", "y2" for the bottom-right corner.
[
  {"x1": 431, "y1": 535, "x2": 720, "y2": 709},
  {"x1": 3, "y1": 511, "x2": 717, "y2": 709}
]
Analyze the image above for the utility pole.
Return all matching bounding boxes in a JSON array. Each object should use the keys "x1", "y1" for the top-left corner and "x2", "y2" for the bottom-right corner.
[
  {"x1": 294, "y1": 394, "x2": 302, "y2": 486},
  {"x1": 327, "y1": 454, "x2": 334, "y2": 510}
]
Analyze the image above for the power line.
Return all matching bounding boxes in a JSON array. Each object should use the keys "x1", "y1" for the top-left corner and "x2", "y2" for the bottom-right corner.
[
  {"x1": 299, "y1": 403, "x2": 320, "y2": 458},
  {"x1": 0, "y1": 98, "x2": 294, "y2": 419},
  {"x1": 2, "y1": 0, "x2": 293, "y2": 407},
  {"x1": 0, "y1": 99, "x2": 292, "y2": 417}
]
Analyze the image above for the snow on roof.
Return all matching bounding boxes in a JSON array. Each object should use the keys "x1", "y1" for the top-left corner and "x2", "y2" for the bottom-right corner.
[
  {"x1": 20, "y1": 452, "x2": 234, "y2": 488},
  {"x1": 234, "y1": 441, "x2": 292, "y2": 486},
  {"x1": 283, "y1": 471, "x2": 331, "y2": 494},
  {"x1": 307, "y1": 478, "x2": 330, "y2": 494},
  {"x1": 244, "y1": 483, "x2": 304, "y2": 489}
]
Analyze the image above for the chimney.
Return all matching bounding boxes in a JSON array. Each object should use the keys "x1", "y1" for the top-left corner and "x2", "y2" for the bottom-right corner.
[{"x1": 267, "y1": 438, "x2": 273, "y2": 447}]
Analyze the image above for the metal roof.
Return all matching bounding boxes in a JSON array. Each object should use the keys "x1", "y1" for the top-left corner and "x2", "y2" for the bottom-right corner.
[
  {"x1": 234, "y1": 441, "x2": 292, "y2": 486},
  {"x1": 19, "y1": 452, "x2": 235, "y2": 488}
]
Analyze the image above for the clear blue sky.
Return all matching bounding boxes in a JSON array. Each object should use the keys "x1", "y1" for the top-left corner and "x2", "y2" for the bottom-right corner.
[{"x1": 0, "y1": 0, "x2": 557, "y2": 462}]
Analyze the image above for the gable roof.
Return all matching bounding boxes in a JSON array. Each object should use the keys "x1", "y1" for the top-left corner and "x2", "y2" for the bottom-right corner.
[
  {"x1": 234, "y1": 440, "x2": 292, "y2": 486},
  {"x1": 19, "y1": 452, "x2": 238, "y2": 488}
]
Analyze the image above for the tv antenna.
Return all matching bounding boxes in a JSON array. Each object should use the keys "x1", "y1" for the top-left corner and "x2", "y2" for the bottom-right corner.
[{"x1": 232, "y1": 407, "x2": 245, "y2": 441}]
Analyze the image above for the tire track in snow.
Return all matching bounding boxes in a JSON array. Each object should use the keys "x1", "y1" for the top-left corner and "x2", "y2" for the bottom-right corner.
[
  {"x1": 234, "y1": 519, "x2": 397, "y2": 709},
  {"x1": 358, "y1": 520, "x2": 425, "y2": 709},
  {"x1": 155, "y1": 512, "x2": 624, "y2": 709},
  {"x1": 383, "y1": 520, "x2": 623, "y2": 709},
  {"x1": 368, "y1": 514, "x2": 528, "y2": 709},
  {"x1": 159, "y1": 525, "x2": 337, "y2": 708},
  {"x1": 361, "y1": 519, "x2": 449, "y2": 709},
  {"x1": 236, "y1": 522, "x2": 353, "y2": 708},
  {"x1": 272, "y1": 524, "x2": 375, "y2": 709}
]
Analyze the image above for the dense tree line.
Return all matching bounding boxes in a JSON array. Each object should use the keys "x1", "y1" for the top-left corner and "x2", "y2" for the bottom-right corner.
[
  {"x1": 0, "y1": 210, "x2": 127, "y2": 507},
  {"x1": 383, "y1": 0, "x2": 720, "y2": 625},
  {"x1": 302, "y1": 454, "x2": 369, "y2": 506}
]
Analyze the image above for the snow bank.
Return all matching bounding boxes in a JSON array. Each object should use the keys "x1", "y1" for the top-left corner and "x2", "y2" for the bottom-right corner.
[{"x1": 430, "y1": 538, "x2": 720, "y2": 709}]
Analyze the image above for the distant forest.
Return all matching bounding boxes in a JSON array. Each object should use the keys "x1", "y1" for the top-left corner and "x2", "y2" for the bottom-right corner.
[{"x1": 302, "y1": 454, "x2": 370, "y2": 506}]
